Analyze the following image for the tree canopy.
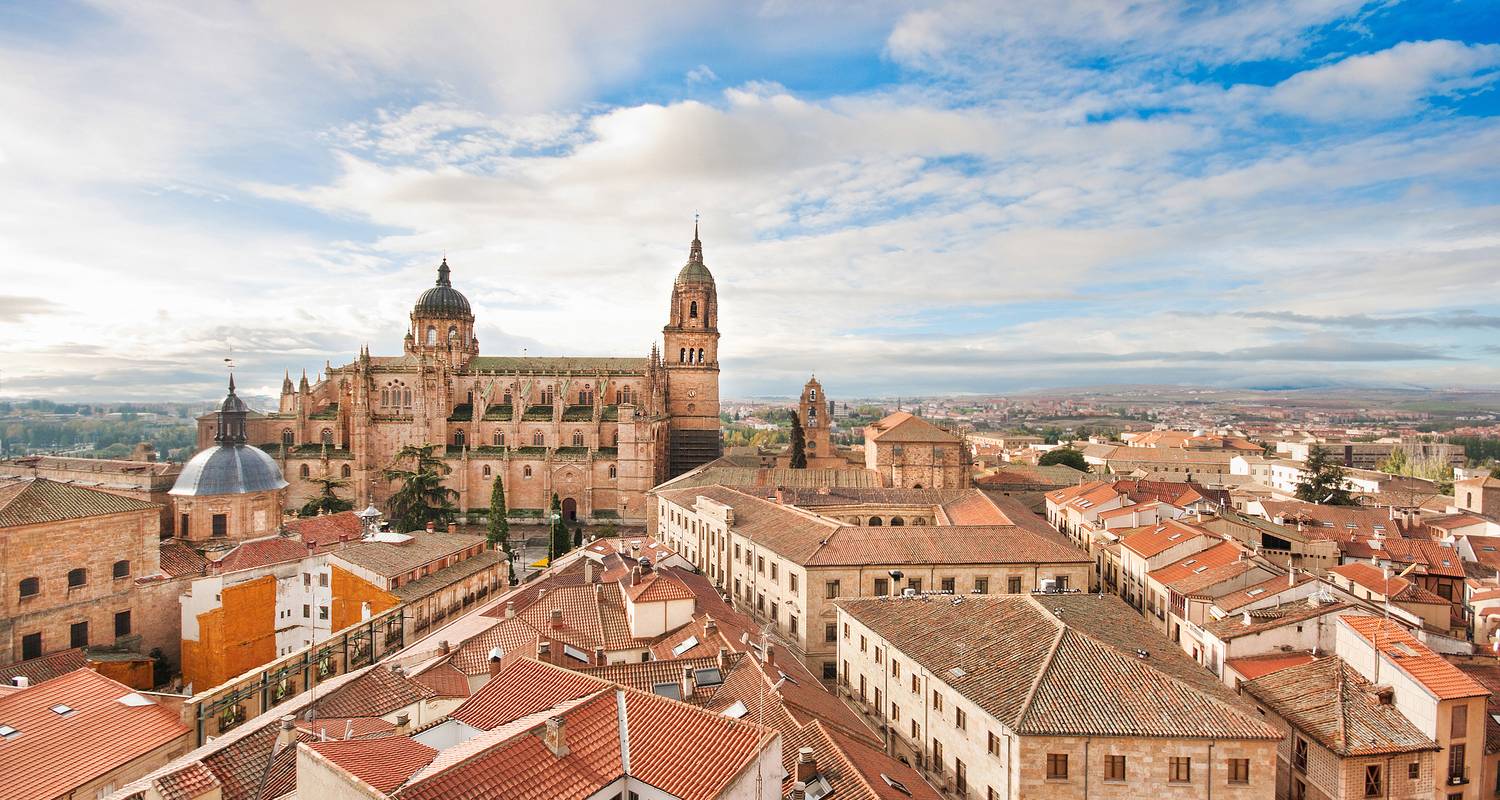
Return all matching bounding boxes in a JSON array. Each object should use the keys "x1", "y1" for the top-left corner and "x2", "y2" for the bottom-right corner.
[
  {"x1": 788, "y1": 409, "x2": 807, "y2": 469},
  {"x1": 1294, "y1": 445, "x2": 1357, "y2": 505},
  {"x1": 299, "y1": 474, "x2": 354, "y2": 518},
  {"x1": 1038, "y1": 447, "x2": 1089, "y2": 471},
  {"x1": 382, "y1": 444, "x2": 458, "y2": 532}
]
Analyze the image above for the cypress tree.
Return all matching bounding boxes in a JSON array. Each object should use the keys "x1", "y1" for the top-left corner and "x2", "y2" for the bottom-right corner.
[{"x1": 789, "y1": 409, "x2": 807, "y2": 469}]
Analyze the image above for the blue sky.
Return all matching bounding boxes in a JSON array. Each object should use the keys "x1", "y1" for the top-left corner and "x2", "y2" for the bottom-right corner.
[{"x1": 0, "y1": 0, "x2": 1497, "y2": 402}]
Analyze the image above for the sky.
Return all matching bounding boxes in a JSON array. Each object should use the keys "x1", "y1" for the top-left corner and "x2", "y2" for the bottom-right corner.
[{"x1": 1, "y1": 1, "x2": 1498, "y2": 403}]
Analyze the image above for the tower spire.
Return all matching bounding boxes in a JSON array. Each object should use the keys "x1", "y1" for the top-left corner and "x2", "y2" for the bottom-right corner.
[
  {"x1": 688, "y1": 215, "x2": 703, "y2": 264},
  {"x1": 437, "y1": 256, "x2": 452, "y2": 287}
]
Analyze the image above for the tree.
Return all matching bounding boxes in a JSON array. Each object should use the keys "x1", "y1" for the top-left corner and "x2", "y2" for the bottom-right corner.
[
  {"x1": 573, "y1": 524, "x2": 583, "y2": 548},
  {"x1": 547, "y1": 493, "x2": 570, "y2": 563},
  {"x1": 1038, "y1": 447, "x2": 1089, "y2": 471},
  {"x1": 382, "y1": 444, "x2": 458, "y2": 532},
  {"x1": 486, "y1": 473, "x2": 515, "y2": 584},
  {"x1": 300, "y1": 475, "x2": 354, "y2": 517},
  {"x1": 1378, "y1": 448, "x2": 1409, "y2": 476},
  {"x1": 788, "y1": 409, "x2": 807, "y2": 469},
  {"x1": 1294, "y1": 445, "x2": 1357, "y2": 505}
]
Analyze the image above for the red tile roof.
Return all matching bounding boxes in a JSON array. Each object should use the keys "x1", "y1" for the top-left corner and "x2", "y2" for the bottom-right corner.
[
  {"x1": 295, "y1": 716, "x2": 398, "y2": 740},
  {"x1": 1147, "y1": 540, "x2": 1245, "y2": 588},
  {"x1": 451, "y1": 658, "x2": 612, "y2": 729},
  {"x1": 157, "y1": 541, "x2": 209, "y2": 578},
  {"x1": 1212, "y1": 572, "x2": 1317, "y2": 612},
  {"x1": 1330, "y1": 561, "x2": 1412, "y2": 596},
  {"x1": 0, "y1": 647, "x2": 88, "y2": 687},
  {"x1": 0, "y1": 668, "x2": 189, "y2": 800},
  {"x1": 1118, "y1": 519, "x2": 1209, "y2": 558},
  {"x1": 863, "y1": 412, "x2": 961, "y2": 443},
  {"x1": 1340, "y1": 615, "x2": 1489, "y2": 700},
  {"x1": 285, "y1": 510, "x2": 365, "y2": 547},
  {"x1": 214, "y1": 536, "x2": 312, "y2": 573},
  {"x1": 312, "y1": 666, "x2": 436, "y2": 720},
  {"x1": 1225, "y1": 652, "x2": 1318, "y2": 681},
  {"x1": 0, "y1": 477, "x2": 160, "y2": 528},
  {"x1": 151, "y1": 760, "x2": 220, "y2": 800},
  {"x1": 411, "y1": 662, "x2": 471, "y2": 698},
  {"x1": 624, "y1": 569, "x2": 696, "y2": 602},
  {"x1": 1244, "y1": 657, "x2": 1437, "y2": 756},
  {"x1": 309, "y1": 735, "x2": 437, "y2": 792}
]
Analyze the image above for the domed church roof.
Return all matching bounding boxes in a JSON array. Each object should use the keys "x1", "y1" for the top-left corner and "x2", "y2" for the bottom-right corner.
[
  {"x1": 170, "y1": 375, "x2": 288, "y2": 497},
  {"x1": 674, "y1": 222, "x2": 715, "y2": 286},
  {"x1": 414, "y1": 258, "x2": 473, "y2": 319}
]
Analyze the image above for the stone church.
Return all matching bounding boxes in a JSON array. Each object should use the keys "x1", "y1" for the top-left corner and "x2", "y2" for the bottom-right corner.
[{"x1": 196, "y1": 227, "x2": 722, "y2": 525}]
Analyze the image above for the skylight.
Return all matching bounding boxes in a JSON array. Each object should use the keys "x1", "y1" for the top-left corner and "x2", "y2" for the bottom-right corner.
[
  {"x1": 652, "y1": 682, "x2": 683, "y2": 700},
  {"x1": 693, "y1": 668, "x2": 724, "y2": 687},
  {"x1": 1247, "y1": 588, "x2": 1266, "y2": 597},
  {"x1": 1168, "y1": 533, "x2": 1183, "y2": 541},
  {"x1": 1182, "y1": 559, "x2": 1197, "y2": 566},
  {"x1": 882, "y1": 774, "x2": 913, "y2": 796},
  {"x1": 805, "y1": 775, "x2": 835, "y2": 800},
  {"x1": 722, "y1": 701, "x2": 748, "y2": 718},
  {"x1": 1193, "y1": 566, "x2": 1208, "y2": 573},
  {"x1": 49, "y1": 704, "x2": 74, "y2": 716},
  {"x1": 671, "y1": 636, "x2": 699, "y2": 657},
  {"x1": 562, "y1": 644, "x2": 590, "y2": 663},
  {"x1": 949, "y1": 666, "x2": 966, "y2": 678},
  {"x1": 0, "y1": 725, "x2": 18, "y2": 740}
]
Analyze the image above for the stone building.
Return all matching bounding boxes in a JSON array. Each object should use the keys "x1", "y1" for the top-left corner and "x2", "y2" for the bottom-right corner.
[
  {"x1": 0, "y1": 454, "x2": 180, "y2": 535},
  {"x1": 862, "y1": 411, "x2": 969, "y2": 489},
  {"x1": 196, "y1": 227, "x2": 723, "y2": 524},
  {"x1": 0, "y1": 478, "x2": 163, "y2": 665},
  {"x1": 173, "y1": 375, "x2": 288, "y2": 545}
]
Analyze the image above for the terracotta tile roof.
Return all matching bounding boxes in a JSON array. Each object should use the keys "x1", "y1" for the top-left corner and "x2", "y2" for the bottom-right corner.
[
  {"x1": 1261, "y1": 500, "x2": 1402, "y2": 539},
  {"x1": 783, "y1": 721, "x2": 944, "y2": 800},
  {"x1": 295, "y1": 716, "x2": 398, "y2": 740},
  {"x1": 1118, "y1": 519, "x2": 1210, "y2": 559},
  {"x1": 624, "y1": 569, "x2": 696, "y2": 602},
  {"x1": 151, "y1": 760, "x2": 220, "y2": 800},
  {"x1": 1148, "y1": 540, "x2": 1246, "y2": 589},
  {"x1": 0, "y1": 668, "x2": 189, "y2": 800},
  {"x1": 192, "y1": 717, "x2": 284, "y2": 799},
  {"x1": 1244, "y1": 658, "x2": 1437, "y2": 756},
  {"x1": 311, "y1": 665, "x2": 436, "y2": 720},
  {"x1": 1045, "y1": 480, "x2": 1111, "y2": 505},
  {"x1": 411, "y1": 662, "x2": 471, "y2": 698},
  {"x1": 309, "y1": 735, "x2": 437, "y2": 792},
  {"x1": 1339, "y1": 615, "x2": 1489, "y2": 700},
  {"x1": 331, "y1": 532, "x2": 486, "y2": 578},
  {"x1": 1212, "y1": 572, "x2": 1317, "y2": 612},
  {"x1": 1203, "y1": 600, "x2": 1358, "y2": 641},
  {"x1": 578, "y1": 654, "x2": 738, "y2": 703},
  {"x1": 839, "y1": 594, "x2": 1279, "y2": 740},
  {"x1": 214, "y1": 536, "x2": 312, "y2": 573},
  {"x1": 158, "y1": 541, "x2": 209, "y2": 578},
  {"x1": 1114, "y1": 478, "x2": 1231, "y2": 508},
  {"x1": 939, "y1": 490, "x2": 1013, "y2": 525},
  {"x1": 0, "y1": 647, "x2": 88, "y2": 686},
  {"x1": 1330, "y1": 561, "x2": 1410, "y2": 596},
  {"x1": 0, "y1": 477, "x2": 159, "y2": 528},
  {"x1": 805, "y1": 524, "x2": 1092, "y2": 567},
  {"x1": 450, "y1": 658, "x2": 612, "y2": 729},
  {"x1": 1225, "y1": 652, "x2": 1318, "y2": 681},
  {"x1": 1392, "y1": 582, "x2": 1450, "y2": 605},
  {"x1": 863, "y1": 412, "x2": 962, "y2": 443},
  {"x1": 284, "y1": 510, "x2": 364, "y2": 547}
]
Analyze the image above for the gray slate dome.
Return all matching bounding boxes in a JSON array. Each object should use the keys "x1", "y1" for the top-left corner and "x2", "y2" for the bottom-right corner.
[
  {"x1": 674, "y1": 223, "x2": 715, "y2": 286},
  {"x1": 414, "y1": 258, "x2": 473, "y2": 319},
  {"x1": 170, "y1": 444, "x2": 288, "y2": 497}
]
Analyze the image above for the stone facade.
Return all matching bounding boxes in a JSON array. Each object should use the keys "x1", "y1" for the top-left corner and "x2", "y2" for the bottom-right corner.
[
  {"x1": 0, "y1": 455, "x2": 180, "y2": 535},
  {"x1": 862, "y1": 412, "x2": 970, "y2": 489},
  {"x1": 197, "y1": 231, "x2": 723, "y2": 526}
]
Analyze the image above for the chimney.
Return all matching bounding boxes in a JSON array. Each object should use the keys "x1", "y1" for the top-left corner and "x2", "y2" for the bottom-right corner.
[
  {"x1": 703, "y1": 615, "x2": 717, "y2": 637},
  {"x1": 584, "y1": 561, "x2": 594, "y2": 583},
  {"x1": 681, "y1": 666, "x2": 696, "y2": 699},
  {"x1": 796, "y1": 747, "x2": 817, "y2": 783},
  {"x1": 11, "y1": 676, "x2": 28, "y2": 689},
  {"x1": 718, "y1": 647, "x2": 729, "y2": 670},
  {"x1": 1242, "y1": 611, "x2": 1252, "y2": 626},
  {"x1": 394, "y1": 712, "x2": 411, "y2": 735},
  {"x1": 594, "y1": 647, "x2": 605, "y2": 665},
  {"x1": 550, "y1": 608, "x2": 564, "y2": 630},
  {"x1": 275, "y1": 715, "x2": 297, "y2": 752},
  {"x1": 504, "y1": 601, "x2": 516, "y2": 620},
  {"x1": 425, "y1": 521, "x2": 436, "y2": 533},
  {"x1": 542, "y1": 716, "x2": 569, "y2": 758},
  {"x1": 538, "y1": 641, "x2": 551, "y2": 659},
  {"x1": 488, "y1": 646, "x2": 505, "y2": 677},
  {"x1": 790, "y1": 783, "x2": 807, "y2": 800},
  {"x1": 438, "y1": 640, "x2": 450, "y2": 655},
  {"x1": 447, "y1": 521, "x2": 458, "y2": 534},
  {"x1": 1288, "y1": 566, "x2": 1296, "y2": 587},
  {"x1": 763, "y1": 646, "x2": 774, "y2": 667},
  {"x1": 631, "y1": 566, "x2": 641, "y2": 586}
]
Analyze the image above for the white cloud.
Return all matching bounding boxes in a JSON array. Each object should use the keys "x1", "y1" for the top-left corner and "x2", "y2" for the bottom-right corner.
[{"x1": 1269, "y1": 40, "x2": 1500, "y2": 121}]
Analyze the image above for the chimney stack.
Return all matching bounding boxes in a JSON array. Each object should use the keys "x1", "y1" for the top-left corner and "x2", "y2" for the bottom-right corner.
[
  {"x1": 631, "y1": 566, "x2": 641, "y2": 586},
  {"x1": 681, "y1": 666, "x2": 696, "y2": 699},
  {"x1": 594, "y1": 647, "x2": 605, "y2": 665},
  {"x1": 538, "y1": 641, "x2": 551, "y2": 659},
  {"x1": 504, "y1": 601, "x2": 515, "y2": 620},
  {"x1": 796, "y1": 747, "x2": 817, "y2": 783},
  {"x1": 488, "y1": 646, "x2": 505, "y2": 677},
  {"x1": 542, "y1": 716, "x2": 569, "y2": 757},
  {"x1": 447, "y1": 521, "x2": 458, "y2": 534},
  {"x1": 11, "y1": 676, "x2": 28, "y2": 689},
  {"x1": 763, "y1": 646, "x2": 774, "y2": 667},
  {"x1": 718, "y1": 647, "x2": 729, "y2": 671},
  {"x1": 394, "y1": 712, "x2": 411, "y2": 735},
  {"x1": 426, "y1": 521, "x2": 436, "y2": 533},
  {"x1": 275, "y1": 715, "x2": 297, "y2": 752},
  {"x1": 584, "y1": 560, "x2": 594, "y2": 583},
  {"x1": 438, "y1": 640, "x2": 450, "y2": 655},
  {"x1": 790, "y1": 783, "x2": 807, "y2": 800},
  {"x1": 703, "y1": 615, "x2": 717, "y2": 637},
  {"x1": 1288, "y1": 566, "x2": 1296, "y2": 588},
  {"x1": 550, "y1": 608, "x2": 564, "y2": 630}
]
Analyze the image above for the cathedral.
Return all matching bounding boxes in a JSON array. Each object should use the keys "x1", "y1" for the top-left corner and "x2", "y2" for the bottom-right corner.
[{"x1": 196, "y1": 227, "x2": 722, "y2": 525}]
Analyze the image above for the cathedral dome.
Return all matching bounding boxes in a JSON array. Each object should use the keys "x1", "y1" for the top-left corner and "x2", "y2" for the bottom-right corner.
[
  {"x1": 170, "y1": 444, "x2": 288, "y2": 497},
  {"x1": 675, "y1": 224, "x2": 715, "y2": 286},
  {"x1": 414, "y1": 258, "x2": 473, "y2": 319}
]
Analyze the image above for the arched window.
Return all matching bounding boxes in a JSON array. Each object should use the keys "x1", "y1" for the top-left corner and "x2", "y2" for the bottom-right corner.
[
  {"x1": 321, "y1": 428, "x2": 333, "y2": 446},
  {"x1": 112, "y1": 560, "x2": 130, "y2": 579},
  {"x1": 448, "y1": 325, "x2": 458, "y2": 341},
  {"x1": 282, "y1": 429, "x2": 294, "y2": 447},
  {"x1": 299, "y1": 464, "x2": 310, "y2": 478},
  {"x1": 541, "y1": 386, "x2": 555, "y2": 405},
  {"x1": 482, "y1": 465, "x2": 492, "y2": 478},
  {"x1": 612, "y1": 431, "x2": 619, "y2": 446},
  {"x1": 341, "y1": 464, "x2": 351, "y2": 478},
  {"x1": 679, "y1": 348, "x2": 686, "y2": 363},
  {"x1": 381, "y1": 388, "x2": 390, "y2": 406},
  {"x1": 572, "y1": 431, "x2": 584, "y2": 447},
  {"x1": 67, "y1": 568, "x2": 86, "y2": 588},
  {"x1": 618, "y1": 386, "x2": 634, "y2": 405},
  {"x1": 493, "y1": 431, "x2": 504, "y2": 446},
  {"x1": 890, "y1": 517, "x2": 905, "y2": 527},
  {"x1": 868, "y1": 517, "x2": 883, "y2": 527},
  {"x1": 503, "y1": 388, "x2": 512, "y2": 404},
  {"x1": 697, "y1": 348, "x2": 705, "y2": 363},
  {"x1": 809, "y1": 389, "x2": 817, "y2": 401},
  {"x1": 426, "y1": 326, "x2": 437, "y2": 345},
  {"x1": 523, "y1": 466, "x2": 533, "y2": 479},
  {"x1": 533, "y1": 431, "x2": 545, "y2": 447},
  {"x1": 454, "y1": 430, "x2": 466, "y2": 447},
  {"x1": 912, "y1": 517, "x2": 927, "y2": 525},
  {"x1": 404, "y1": 388, "x2": 412, "y2": 406},
  {"x1": 608, "y1": 465, "x2": 617, "y2": 479},
  {"x1": 690, "y1": 300, "x2": 698, "y2": 319},
  {"x1": 18, "y1": 577, "x2": 39, "y2": 599}
]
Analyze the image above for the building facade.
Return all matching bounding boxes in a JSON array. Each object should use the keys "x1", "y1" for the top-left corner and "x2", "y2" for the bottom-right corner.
[{"x1": 196, "y1": 228, "x2": 723, "y2": 524}]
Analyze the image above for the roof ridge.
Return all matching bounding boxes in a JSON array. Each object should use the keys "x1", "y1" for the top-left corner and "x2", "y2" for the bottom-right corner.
[{"x1": 1014, "y1": 601, "x2": 1068, "y2": 729}]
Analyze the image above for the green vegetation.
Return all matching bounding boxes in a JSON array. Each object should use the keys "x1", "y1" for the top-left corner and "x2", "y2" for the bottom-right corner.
[
  {"x1": 299, "y1": 475, "x2": 354, "y2": 517},
  {"x1": 0, "y1": 402, "x2": 199, "y2": 461},
  {"x1": 487, "y1": 472, "x2": 515, "y2": 584},
  {"x1": 382, "y1": 444, "x2": 458, "y2": 532},
  {"x1": 788, "y1": 410, "x2": 807, "y2": 468},
  {"x1": 547, "y1": 493, "x2": 570, "y2": 563},
  {"x1": 1295, "y1": 445, "x2": 1358, "y2": 506},
  {"x1": 1038, "y1": 447, "x2": 1089, "y2": 471}
]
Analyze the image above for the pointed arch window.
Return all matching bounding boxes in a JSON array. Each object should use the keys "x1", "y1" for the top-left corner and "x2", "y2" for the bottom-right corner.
[
  {"x1": 454, "y1": 430, "x2": 465, "y2": 447},
  {"x1": 404, "y1": 389, "x2": 412, "y2": 406},
  {"x1": 697, "y1": 348, "x2": 705, "y2": 364},
  {"x1": 541, "y1": 386, "x2": 555, "y2": 405},
  {"x1": 300, "y1": 464, "x2": 311, "y2": 478},
  {"x1": 533, "y1": 431, "x2": 545, "y2": 447},
  {"x1": 282, "y1": 429, "x2": 294, "y2": 447},
  {"x1": 679, "y1": 348, "x2": 686, "y2": 364},
  {"x1": 340, "y1": 464, "x2": 351, "y2": 478},
  {"x1": 482, "y1": 465, "x2": 492, "y2": 478},
  {"x1": 572, "y1": 430, "x2": 584, "y2": 447},
  {"x1": 426, "y1": 326, "x2": 437, "y2": 345},
  {"x1": 690, "y1": 300, "x2": 698, "y2": 319},
  {"x1": 321, "y1": 428, "x2": 333, "y2": 446},
  {"x1": 608, "y1": 465, "x2": 617, "y2": 480},
  {"x1": 523, "y1": 466, "x2": 533, "y2": 479},
  {"x1": 493, "y1": 431, "x2": 504, "y2": 446}
]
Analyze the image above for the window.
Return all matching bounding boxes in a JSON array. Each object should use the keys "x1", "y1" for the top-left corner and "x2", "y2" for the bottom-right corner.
[
  {"x1": 827, "y1": 580, "x2": 840, "y2": 598},
  {"x1": 493, "y1": 430, "x2": 505, "y2": 446},
  {"x1": 932, "y1": 739, "x2": 943, "y2": 767},
  {"x1": 912, "y1": 720, "x2": 920, "y2": 740},
  {"x1": 757, "y1": 556, "x2": 765, "y2": 574},
  {"x1": 341, "y1": 464, "x2": 351, "y2": 478},
  {"x1": 825, "y1": 623, "x2": 837, "y2": 643},
  {"x1": 212, "y1": 513, "x2": 228, "y2": 537},
  {"x1": 454, "y1": 430, "x2": 465, "y2": 447},
  {"x1": 114, "y1": 610, "x2": 131, "y2": 637},
  {"x1": 70, "y1": 621, "x2": 89, "y2": 649},
  {"x1": 319, "y1": 573, "x2": 329, "y2": 587},
  {"x1": 822, "y1": 662, "x2": 837, "y2": 680},
  {"x1": 955, "y1": 759, "x2": 967, "y2": 794},
  {"x1": 1292, "y1": 777, "x2": 1307, "y2": 800},
  {"x1": 1449, "y1": 743, "x2": 1466, "y2": 782},
  {"x1": 1169, "y1": 757, "x2": 1191, "y2": 783},
  {"x1": 941, "y1": 577, "x2": 955, "y2": 593},
  {"x1": 541, "y1": 386, "x2": 555, "y2": 405},
  {"x1": 790, "y1": 573, "x2": 798, "y2": 593},
  {"x1": 303, "y1": 572, "x2": 311, "y2": 587},
  {"x1": 911, "y1": 674, "x2": 919, "y2": 693},
  {"x1": 299, "y1": 463, "x2": 310, "y2": 478},
  {"x1": 523, "y1": 466, "x2": 533, "y2": 479},
  {"x1": 321, "y1": 428, "x2": 333, "y2": 446},
  {"x1": 112, "y1": 560, "x2": 130, "y2": 579},
  {"x1": 1046, "y1": 753, "x2": 1068, "y2": 780},
  {"x1": 1055, "y1": 575, "x2": 1069, "y2": 591},
  {"x1": 1106, "y1": 754, "x2": 1126, "y2": 781},
  {"x1": 974, "y1": 577, "x2": 989, "y2": 594},
  {"x1": 932, "y1": 690, "x2": 942, "y2": 711},
  {"x1": 533, "y1": 431, "x2": 545, "y2": 447},
  {"x1": 318, "y1": 606, "x2": 329, "y2": 620},
  {"x1": 908, "y1": 578, "x2": 921, "y2": 593},
  {"x1": 875, "y1": 577, "x2": 889, "y2": 595},
  {"x1": 1229, "y1": 758, "x2": 1249, "y2": 784},
  {"x1": 483, "y1": 465, "x2": 491, "y2": 478},
  {"x1": 1409, "y1": 762, "x2": 1420, "y2": 780},
  {"x1": 1364, "y1": 764, "x2": 1382, "y2": 797},
  {"x1": 303, "y1": 604, "x2": 311, "y2": 618},
  {"x1": 22, "y1": 632, "x2": 42, "y2": 660},
  {"x1": 1452, "y1": 704, "x2": 1468, "y2": 738},
  {"x1": 572, "y1": 430, "x2": 584, "y2": 447},
  {"x1": 988, "y1": 732, "x2": 1001, "y2": 757},
  {"x1": 956, "y1": 707, "x2": 967, "y2": 730},
  {"x1": 67, "y1": 568, "x2": 86, "y2": 588},
  {"x1": 690, "y1": 300, "x2": 698, "y2": 318},
  {"x1": 608, "y1": 465, "x2": 617, "y2": 479},
  {"x1": 1293, "y1": 736, "x2": 1308, "y2": 772},
  {"x1": 860, "y1": 635, "x2": 867, "y2": 652},
  {"x1": 1008, "y1": 576, "x2": 1022, "y2": 594},
  {"x1": 788, "y1": 614, "x2": 797, "y2": 634},
  {"x1": 18, "y1": 577, "x2": 39, "y2": 599}
]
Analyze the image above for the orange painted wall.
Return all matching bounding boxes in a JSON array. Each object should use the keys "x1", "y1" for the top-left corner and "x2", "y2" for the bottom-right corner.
[
  {"x1": 330, "y1": 566, "x2": 399, "y2": 633},
  {"x1": 93, "y1": 659, "x2": 154, "y2": 691},
  {"x1": 181, "y1": 575, "x2": 278, "y2": 691}
]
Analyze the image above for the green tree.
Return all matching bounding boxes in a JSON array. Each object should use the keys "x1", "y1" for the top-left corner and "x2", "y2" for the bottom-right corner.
[
  {"x1": 300, "y1": 475, "x2": 354, "y2": 517},
  {"x1": 1295, "y1": 445, "x2": 1357, "y2": 505},
  {"x1": 1038, "y1": 447, "x2": 1089, "y2": 471},
  {"x1": 788, "y1": 409, "x2": 807, "y2": 469},
  {"x1": 382, "y1": 444, "x2": 458, "y2": 532},
  {"x1": 486, "y1": 473, "x2": 515, "y2": 584},
  {"x1": 547, "y1": 493, "x2": 570, "y2": 563},
  {"x1": 1378, "y1": 448, "x2": 1409, "y2": 476},
  {"x1": 573, "y1": 524, "x2": 583, "y2": 548}
]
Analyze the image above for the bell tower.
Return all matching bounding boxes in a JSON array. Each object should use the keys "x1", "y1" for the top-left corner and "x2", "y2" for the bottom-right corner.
[
  {"x1": 799, "y1": 376, "x2": 831, "y2": 462},
  {"x1": 662, "y1": 221, "x2": 722, "y2": 477}
]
